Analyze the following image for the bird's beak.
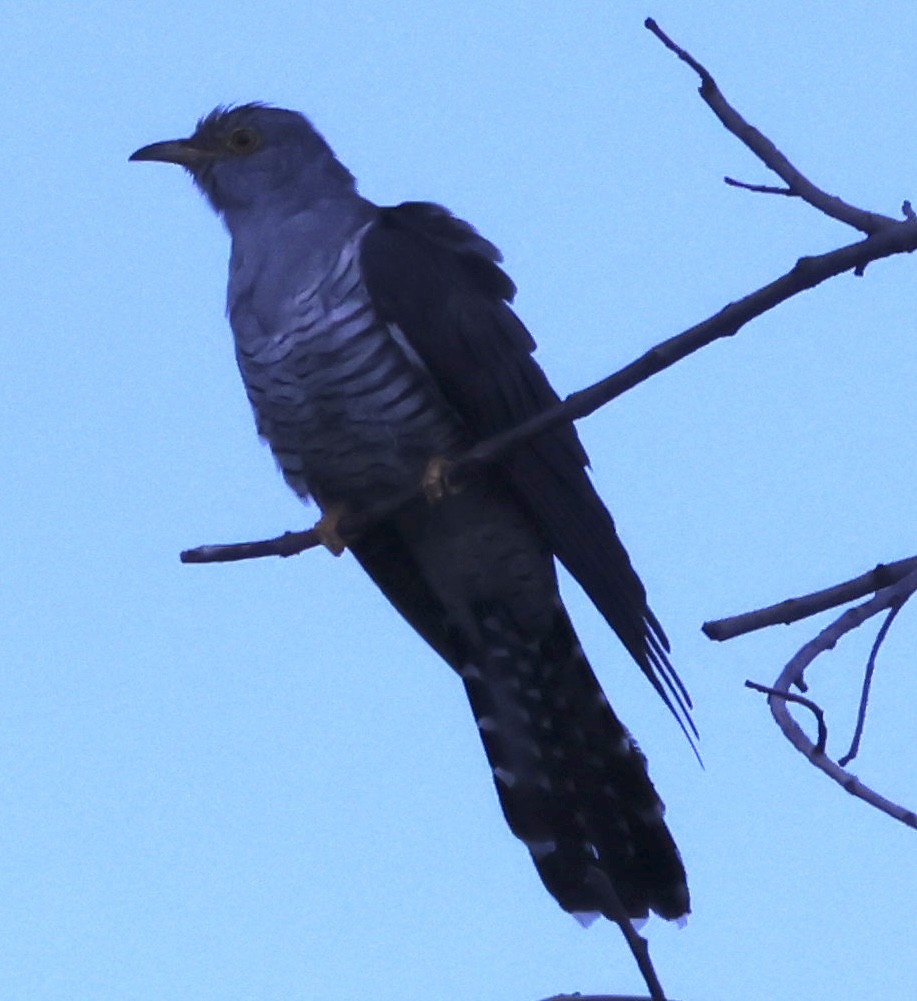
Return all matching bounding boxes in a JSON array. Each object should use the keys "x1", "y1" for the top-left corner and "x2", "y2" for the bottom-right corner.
[{"x1": 129, "y1": 138, "x2": 215, "y2": 167}]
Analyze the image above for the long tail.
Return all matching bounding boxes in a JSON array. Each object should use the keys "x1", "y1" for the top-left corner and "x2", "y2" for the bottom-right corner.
[{"x1": 458, "y1": 607, "x2": 689, "y2": 923}]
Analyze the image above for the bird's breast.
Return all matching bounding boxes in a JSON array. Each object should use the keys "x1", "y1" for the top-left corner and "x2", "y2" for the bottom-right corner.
[{"x1": 231, "y1": 227, "x2": 465, "y2": 507}]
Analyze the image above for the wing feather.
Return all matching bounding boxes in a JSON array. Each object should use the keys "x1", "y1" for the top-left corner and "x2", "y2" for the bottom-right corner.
[{"x1": 360, "y1": 202, "x2": 695, "y2": 743}]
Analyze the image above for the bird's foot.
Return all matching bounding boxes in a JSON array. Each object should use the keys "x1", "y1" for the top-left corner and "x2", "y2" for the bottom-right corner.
[
  {"x1": 312, "y1": 503, "x2": 349, "y2": 556},
  {"x1": 421, "y1": 456, "x2": 460, "y2": 502}
]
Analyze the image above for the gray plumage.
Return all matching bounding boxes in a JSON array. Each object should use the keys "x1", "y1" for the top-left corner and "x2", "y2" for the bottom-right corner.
[{"x1": 130, "y1": 104, "x2": 693, "y2": 923}]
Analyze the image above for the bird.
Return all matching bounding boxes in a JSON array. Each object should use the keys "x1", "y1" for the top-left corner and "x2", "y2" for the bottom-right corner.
[{"x1": 130, "y1": 104, "x2": 694, "y2": 925}]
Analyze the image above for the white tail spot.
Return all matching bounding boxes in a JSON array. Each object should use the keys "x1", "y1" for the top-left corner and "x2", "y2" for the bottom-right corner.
[
  {"x1": 493, "y1": 766, "x2": 517, "y2": 788},
  {"x1": 525, "y1": 838, "x2": 556, "y2": 860},
  {"x1": 572, "y1": 911, "x2": 600, "y2": 928}
]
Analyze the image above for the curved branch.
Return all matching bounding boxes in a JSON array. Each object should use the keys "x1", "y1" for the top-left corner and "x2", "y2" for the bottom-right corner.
[
  {"x1": 763, "y1": 570, "x2": 917, "y2": 830},
  {"x1": 745, "y1": 681, "x2": 827, "y2": 755}
]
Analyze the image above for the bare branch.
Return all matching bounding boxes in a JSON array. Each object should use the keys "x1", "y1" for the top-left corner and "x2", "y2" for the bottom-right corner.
[
  {"x1": 462, "y1": 217, "x2": 917, "y2": 468},
  {"x1": 645, "y1": 18, "x2": 899, "y2": 234},
  {"x1": 762, "y1": 570, "x2": 917, "y2": 830},
  {"x1": 703, "y1": 555, "x2": 917, "y2": 640}
]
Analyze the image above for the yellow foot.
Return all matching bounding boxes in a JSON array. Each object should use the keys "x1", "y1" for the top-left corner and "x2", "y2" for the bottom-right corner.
[
  {"x1": 421, "y1": 456, "x2": 460, "y2": 503},
  {"x1": 312, "y1": 503, "x2": 348, "y2": 556}
]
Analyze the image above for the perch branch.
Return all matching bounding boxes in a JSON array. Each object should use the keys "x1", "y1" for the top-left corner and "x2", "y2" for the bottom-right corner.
[
  {"x1": 183, "y1": 24, "x2": 917, "y2": 566},
  {"x1": 181, "y1": 212, "x2": 917, "y2": 565}
]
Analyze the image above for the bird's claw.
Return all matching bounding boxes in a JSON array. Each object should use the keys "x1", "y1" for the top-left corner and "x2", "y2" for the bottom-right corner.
[
  {"x1": 422, "y1": 456, "x2": 459, "y2": 502},
  {"x1": 312, "y1": 504, "x2": 348, "y2": 556}
]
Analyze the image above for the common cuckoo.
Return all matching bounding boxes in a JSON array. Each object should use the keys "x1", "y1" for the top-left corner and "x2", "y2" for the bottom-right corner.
[{"x1": 130, "y1": 104, "x2": 694, "y2": 925}]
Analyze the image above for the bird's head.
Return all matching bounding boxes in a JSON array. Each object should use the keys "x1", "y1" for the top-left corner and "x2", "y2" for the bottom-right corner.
[{"x1": 129, "y1": 104, "x2": 355, "y2": 215}]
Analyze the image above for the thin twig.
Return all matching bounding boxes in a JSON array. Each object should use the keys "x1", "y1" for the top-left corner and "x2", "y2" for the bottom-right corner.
[
  {"x1": 703, "y1": 555, "x2": 917, "y2": 640},
  {"x1": 644, "y1": 18, "x2": 899, "y2": 234},
  {"x1": 724, "y1": 176, "x2": 796, "y2": 197},
  {"x1": 838, "y1": 602, "x2": 904, "y2": 766},
  {"x1": 745, "y1": 681, "x2": 828, "y2": 755},
  {"x1": 582, "y1": 870, "x2": 670, "y2": 1001}
]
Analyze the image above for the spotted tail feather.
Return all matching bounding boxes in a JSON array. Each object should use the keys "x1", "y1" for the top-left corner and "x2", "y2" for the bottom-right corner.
[{"x1": 459, "y1": 609, "x2": 689, "y2": 922}]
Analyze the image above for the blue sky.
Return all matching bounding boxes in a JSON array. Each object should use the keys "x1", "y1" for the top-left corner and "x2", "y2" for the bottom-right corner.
[{"x1": 3, "y1": 3, "x2": 915, "y2": 1000}]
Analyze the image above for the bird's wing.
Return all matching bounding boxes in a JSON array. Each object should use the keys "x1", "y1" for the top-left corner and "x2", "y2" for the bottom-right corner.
[{"x1": 359, "y1": 201, "x2": 695, "y2": 741}]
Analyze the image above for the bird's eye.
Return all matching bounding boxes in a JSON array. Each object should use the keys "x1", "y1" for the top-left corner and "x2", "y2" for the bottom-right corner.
[{"x1": 226, "y1": 127, "x2": 261, "y2": 154}]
